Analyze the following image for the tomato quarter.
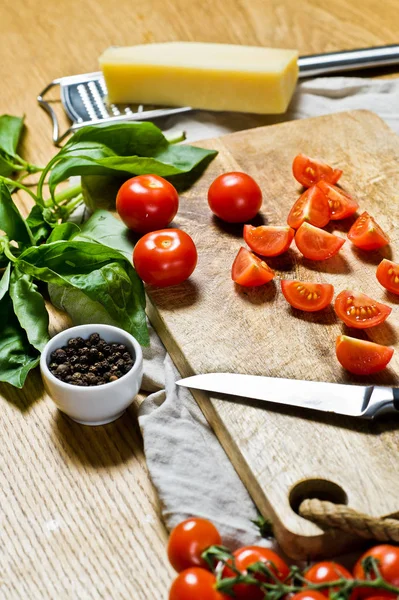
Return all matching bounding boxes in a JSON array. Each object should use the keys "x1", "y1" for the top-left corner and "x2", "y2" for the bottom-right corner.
[
  {"x1": 232, "y1": 248, "x2": 275, "y2": 287},
  {"x1": 222, "y1": 546, "x2": 290, "y2": 600},
  {"x1": 243, "y1": 224, "x2": 295, "y2": 256},
  {"x1": 295, "y1": 222, "x2": 345, "y2": 260},
  {"x1": 287, "y1": 185, "x2": 331, "y2": 229},
  {"x1": 376, "y1": 259, "x2": 399, "y2": 295},
  {"x1": 304, "y1": 561, "x2": 354, "y2": 598},
  {"x1": 167, "y1": 518, "x2": 221, "y2": 573},
  {"x1": 169, "y1": 568, "x2": 228, "y2": 600},
  {"x1": 334, "y1": 290, "x2": 391, "y2": 329},
  {"x1": 353, "y1": 545, "x2": 399, "y2": 599},
  {"x1": 336, "y1": 335, "x2": 394, "y2": 375},
  {"x1": 208, "y1": 172, "x2": 262, "y2": 223},
  {"x1": 348, "y1": 212, "x2": 389, "y2": 251},
  {"x1": 133, "y1": 229, "x2": 197, "y2": 287},
  {"x1": 116, "y1": 174, "x2": 179, "y2": 233},
  {"x1": 292, "y1": 154, "x2": 342, "y2": 188},
  {"x1": 317, "y1": 181, "x2": 359, "y2": 220},
  {"x1": 281, "y1": 280, "x2": 334, "y2": 312}
]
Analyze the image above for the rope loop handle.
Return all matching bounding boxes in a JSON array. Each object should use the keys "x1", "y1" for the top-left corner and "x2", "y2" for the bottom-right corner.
[{"x1": 299, "y1": 499, "x2": 399, "y2": 543}]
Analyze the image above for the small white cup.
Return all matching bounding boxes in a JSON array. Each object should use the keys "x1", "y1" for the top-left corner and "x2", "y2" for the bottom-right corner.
[{"x1": 40, "y1": 324, "x2": 143, "y2": 426}]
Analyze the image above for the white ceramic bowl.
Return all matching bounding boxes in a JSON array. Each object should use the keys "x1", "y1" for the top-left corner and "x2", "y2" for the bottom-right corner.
[{"x1": 40, "y1": 324, "x2": 143, "y2": 426}]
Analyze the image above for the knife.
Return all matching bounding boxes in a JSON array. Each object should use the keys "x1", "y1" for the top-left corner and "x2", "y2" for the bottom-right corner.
[{"x1": 176, "y1": 373, "x2": 399, "y2": 419}]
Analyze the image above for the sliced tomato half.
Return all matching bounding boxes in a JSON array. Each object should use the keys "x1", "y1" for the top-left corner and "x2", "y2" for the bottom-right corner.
[
  {"x1": 232, "y1": 247, "x2": 275, "y2": 287},
  {"x1": 376, "y1": 259, "x2": 399, "y2": 295},
  {"x1": 281, "y1": 280, "x2": 334, "y2": 312},
  {"x1": 336, "y1": 335, "x2": 394, "y2": 375},
  {"x1": 316, "y1": 181, "x2": 359, "y2": 220},
  {"x1": 292, "y1": 154, "x2": 342, "y2": 188},
  {"x1": 334, "y1": 290, "x2": 392, "y2": 329},
  {"x1": 348, "y1": 211, "x2": 389, "y2": 251},
  {"x1": 287, "y1": 185, "x2": 331, "y2": 229},
  {"x1": 295, "y1": 222, "x2": 345, "y2": 260},
  {"x1": 243, "y1": 224, "x2": 295, "y2": 257}
]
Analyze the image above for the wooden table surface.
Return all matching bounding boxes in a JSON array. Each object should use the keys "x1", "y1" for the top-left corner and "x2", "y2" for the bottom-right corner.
[{"x1": 0, "y1": 0, "x2": 398, "y2": 597}]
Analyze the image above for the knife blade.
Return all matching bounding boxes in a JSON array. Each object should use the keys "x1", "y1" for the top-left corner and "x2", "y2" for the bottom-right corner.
[{"x1": 176, "y1": 373, "x2": 399, "y2": 418}]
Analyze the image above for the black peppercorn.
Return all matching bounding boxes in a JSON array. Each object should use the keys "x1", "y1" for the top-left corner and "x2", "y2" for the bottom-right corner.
[
  {"x1": 50, "y1": 332, "x2": 134, "y2": 387},
  {"x1": 89, "y1": 333, "x2": 100, "y2": 345},
  {"x1": 51, "y1": 348, "x2": 67, "y2": 364},
  {"x1": 55, "y1": 364, "x2": 70, "y2": 376}
]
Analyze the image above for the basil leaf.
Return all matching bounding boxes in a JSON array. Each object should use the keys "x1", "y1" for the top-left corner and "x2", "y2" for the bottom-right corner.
[
  {"x1": 0, "y1": 150, "x2": 18, "y2": 177},
  {"x1": 16, "y1": 241, "x2": 148, "y2": 345},
  {"x1": 81, "y1": 174, "x2": 123, "y2": 212},
  {"x1": 49, "y1": 283, "x2": 121, "y2": 329},
  {"x1": 47, "y1": 222, "x2": 80, "y2": 243},
  {"x1": 0, "y1": 291, "x2": 39, "y2": 388},
  {"x1": 0, "y1": 263, "x2": 11, "y2": 301},
  {"x1": 44, "y1": 121, "x2": 217, "y2": 197},
  {"x1": 62, "y1": 122, "x2": 168, "y2": 156},
  {"x1": 0, "y1": 115, "x2": 24, "y2": 157},
  {"x1": 26, "y1": 205, "x2": 53, "y2": 244},
  {"x1": 48, "y1": 261, "x2": 148, "y2": 344},
  {"x1": 48, "y1": 145, "x2": 217, "y2": 196},
  {"x1": 72, "y1": 210, "x2": 135, "y2": 260},
  {"x1": 0, "y1": 180, "x2": 34, "y2": 246},
  {"x1": 9, "y1": 267, "x2": 49, "y2": 351}
]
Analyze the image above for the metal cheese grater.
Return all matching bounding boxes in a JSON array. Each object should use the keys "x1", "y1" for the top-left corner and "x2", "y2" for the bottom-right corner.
[{"x1": 38, "y1": 45, "x2": 399, "y2": 146}]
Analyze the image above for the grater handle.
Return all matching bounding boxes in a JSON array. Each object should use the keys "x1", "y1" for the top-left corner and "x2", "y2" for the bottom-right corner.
[
  {"x1": 37, "y1": 79, "x2": 72, "y2": 145},
  {"x1": 298, "y1": 44, "x2": 399, "y2": 78}
]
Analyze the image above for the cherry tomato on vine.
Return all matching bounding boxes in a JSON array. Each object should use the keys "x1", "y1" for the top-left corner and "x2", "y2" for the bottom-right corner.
[
  {"x1": 348, "y1": 212, "x2": 389, "y2": 251},
  {"x1": 376, "y1": 259, "x2": 399, "y2": 295},
  {"x1": 304, "y1": 561, "x2": 354, "y2": 598},
  {"x1": 353, "y1": 545, "x2": 399, "y2": 598},
  {"x1": 169, "y1": 567, "x2": 228, "y2": 600},
  {"x1": 317, "y1": 181, "x2": 359, "y2": 220},
  {"x1": 295, "y1": 222, "x2": 345, "y2": 261},
  {"x1": 167, "y1": 518, "x2": 222, "y2": 573},
  {"x1": 292, "y1": 154, "x2": 342, "y2": 188},
  {"x1": 291, "y1": 591, "x2": 329, "y2": 600},
  {"x1": 222, "y1": 546, "x2": 290, "y2": 600},
  {"x1": 334, "y1": 290, "x2": 392, "y2": 329},
  {"x1": 208, "y1": 172, "x2": 263, "y2": 223},
  {"x1": 116, "y1": 174, "x2": 179, "y2": 233},
  {"x1": 133, "y1": 229, "x2": 197, "y2": 287},
  {"x1": 336, "y1": 335, "x2": 394, "y2": 375},
  {"x1": 232, "y1": 248, "x2": 275, "y2": 287},
  {"x1": 287, "y1": 185, "x2": 330, "y2": 229},
  {"x1": 281, "y1": 280, "x2": 334, "y2": 312},
  {"x1": 244, "y1": 224, "x2": 295, "y2": 257}
]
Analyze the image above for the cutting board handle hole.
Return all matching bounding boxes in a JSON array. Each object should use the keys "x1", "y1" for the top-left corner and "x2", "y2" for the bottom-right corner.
[{"x1": 289, "y1": 478, "x2": 348, "y2": 515}]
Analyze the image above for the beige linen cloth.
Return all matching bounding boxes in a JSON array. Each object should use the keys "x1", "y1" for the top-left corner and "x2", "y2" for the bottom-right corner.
[{"x1": 138, "y1": 77, "x2": 399, "y2": 549}]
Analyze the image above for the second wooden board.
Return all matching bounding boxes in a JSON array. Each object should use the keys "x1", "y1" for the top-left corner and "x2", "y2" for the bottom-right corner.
[{"x1": 146, "y1": 110, "x2": 399, "y2": 559}]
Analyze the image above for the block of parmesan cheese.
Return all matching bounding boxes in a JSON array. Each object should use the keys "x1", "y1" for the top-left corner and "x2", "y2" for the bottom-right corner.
[{"x1": 99, "y1": 43, "x2": 298, "y2": 114}]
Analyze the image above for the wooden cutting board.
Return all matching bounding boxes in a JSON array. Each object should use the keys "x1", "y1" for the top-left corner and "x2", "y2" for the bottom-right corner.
[{"x1": 146, "y1": 110, "x2": 399, "y2": 559}]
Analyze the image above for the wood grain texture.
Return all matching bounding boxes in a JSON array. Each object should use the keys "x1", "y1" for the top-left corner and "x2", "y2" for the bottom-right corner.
[
  {"x1": 1, "y1": 0, "x2": 399, "y2": 595},
  {"x1": 146, "y1": 110, "x2": 399, "y2": 559}
]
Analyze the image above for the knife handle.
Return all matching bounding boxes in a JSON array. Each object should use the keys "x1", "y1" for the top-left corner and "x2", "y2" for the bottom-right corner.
[{"x1": 298, "y1": 45, "x2": 399, "y2": 78}]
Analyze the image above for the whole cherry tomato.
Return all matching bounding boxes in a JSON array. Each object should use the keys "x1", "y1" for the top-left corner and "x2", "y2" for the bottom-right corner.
[
  {"x1": 208, "y1": 172, "x2": 263, "y2": 223},
  {"x1": 116, "y1": 174, "x2": 179, "y2": 233},
  {"x1": 167, "y1": 518, "x2": 222, "y2": 573},
  {"x1": 222, "y1": 546, "x2": 290, "y2": 600},
  {"x1": 305, "y1": 561, "x2": 354, "y2": 598},
  {"x1": 353, "y1": 545, "x2": 399, "y2": 598},
  {"x1": 169, "y1": 568, "x2": 228, "y2": 600},
  {"x1": 291, "y1": 592, "x2": 329, "y2": 600},
  {"x1": 133, "y1": 229, "x2": 197, "y2": 287}
]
